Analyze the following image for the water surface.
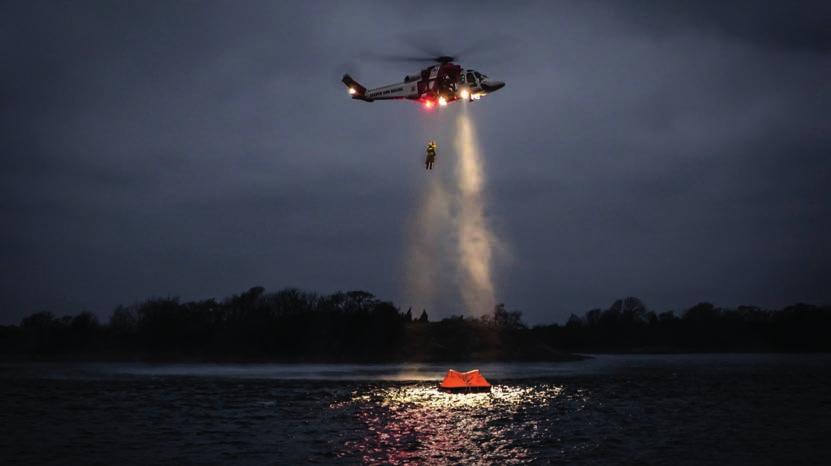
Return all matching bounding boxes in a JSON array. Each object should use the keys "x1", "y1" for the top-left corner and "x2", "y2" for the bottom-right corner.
[{"x1": 1, "y1": 354, "x2": 828, "y2": 464}]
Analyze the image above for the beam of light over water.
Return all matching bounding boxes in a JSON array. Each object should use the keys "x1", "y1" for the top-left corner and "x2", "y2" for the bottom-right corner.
[
  {"x1": 404, "y1": 173, "x2": 451, "y2": 314},
  {"x1": 405, "y1": 103, "x2": 499, "y2": 317},
  {"x1": 454, "y1": 103, "x2": 497, "y2": 316}
]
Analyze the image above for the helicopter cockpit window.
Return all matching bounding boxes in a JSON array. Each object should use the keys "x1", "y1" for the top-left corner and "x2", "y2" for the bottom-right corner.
[{"x1": 466, "y1": 72, "x2": 476, "y2": 84}]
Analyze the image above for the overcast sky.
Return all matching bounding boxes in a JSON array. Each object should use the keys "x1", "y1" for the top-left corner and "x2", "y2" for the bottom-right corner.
[{"x1": 2, "y1": 1, "x2": 829, "y2": 324}]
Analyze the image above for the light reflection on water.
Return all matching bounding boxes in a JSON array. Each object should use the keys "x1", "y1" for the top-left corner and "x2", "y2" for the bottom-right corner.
[
  {"x1": 2, "y1": 355, "x2": 830, "y2": 464},
  {"x1": 336, "y1": 383, "x2": 568, "y2": 465}
]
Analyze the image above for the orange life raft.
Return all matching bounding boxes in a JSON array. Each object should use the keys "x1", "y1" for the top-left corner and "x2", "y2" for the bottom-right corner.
[{"x1": 438, "y1": 369, "x2": 492, "y2": 392}]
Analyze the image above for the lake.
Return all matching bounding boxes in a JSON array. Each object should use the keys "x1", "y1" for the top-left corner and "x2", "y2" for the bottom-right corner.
[{"x1": 1, "y1": 354, "x2": 828, "y2": 464}]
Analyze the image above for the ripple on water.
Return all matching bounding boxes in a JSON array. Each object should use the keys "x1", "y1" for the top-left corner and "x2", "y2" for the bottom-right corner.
[
  {"x1": 336, "y1": 383, "x2": 573, "y2": 464},
  {"x1": 3, "y1": 357, "x2": 830, "y2": 465}
]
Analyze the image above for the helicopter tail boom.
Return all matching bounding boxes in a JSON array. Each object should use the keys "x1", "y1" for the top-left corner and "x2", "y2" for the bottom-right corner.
[{"x1": 342, "y1": 74, "x2": 372, "y2": 101}]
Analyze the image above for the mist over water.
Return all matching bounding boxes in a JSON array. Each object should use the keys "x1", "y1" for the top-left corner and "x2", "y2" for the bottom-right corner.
[{"x1": 405, "y1": 103, "x2": 500, "y2": 317}]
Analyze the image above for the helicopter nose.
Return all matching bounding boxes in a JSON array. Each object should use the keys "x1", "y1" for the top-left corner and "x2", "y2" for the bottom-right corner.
[{"x1": 481, "y1": 79, "x2": 505, "y2": 92}]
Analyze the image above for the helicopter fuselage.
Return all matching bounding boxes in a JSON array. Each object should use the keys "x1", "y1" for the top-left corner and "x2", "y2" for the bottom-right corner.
[{"x1": 343, "y1": 63, "x2": 504, "y2": 108}]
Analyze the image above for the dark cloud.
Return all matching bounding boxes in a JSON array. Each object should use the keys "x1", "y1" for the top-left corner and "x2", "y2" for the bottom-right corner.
[
  {"x1": 605, "y1": 0, "x2": 831, "y2": 53},
  {"x1": 1, "y1": 1, "x2": 829, "y2": 324}
]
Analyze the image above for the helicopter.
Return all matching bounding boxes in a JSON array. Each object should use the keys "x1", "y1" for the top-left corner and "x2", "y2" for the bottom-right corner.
[{"x1": 342, "y1": 55, "x2": 505, "y2": 109}]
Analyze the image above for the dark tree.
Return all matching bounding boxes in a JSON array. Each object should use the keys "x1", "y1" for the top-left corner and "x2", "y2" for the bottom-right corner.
[{"x1": 2, "y1": 289, "x2": 829, "y2": 361}]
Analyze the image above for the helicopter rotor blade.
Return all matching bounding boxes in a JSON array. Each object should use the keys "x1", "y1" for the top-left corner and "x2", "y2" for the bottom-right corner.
[
  {"x1": 448, "y1": 34, "x2": 516, "y2": 62},
  {"x1": 364, "y1": 53, "x2": 440, "y2": 63},
  {"x1": 356, "y1": 31, "x2": 519, "y2": 69},
  {"x1": 393, "y1": 30, "x2": 448, "y2": 59}
]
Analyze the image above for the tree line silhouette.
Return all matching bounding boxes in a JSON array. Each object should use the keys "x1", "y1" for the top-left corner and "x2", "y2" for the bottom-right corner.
[
  {"x1": 533, "y1": 297, "x2": 830, "y2": 352},
  {"x1": 0, "y1": 288, "x2": 828, "y2": 361}
]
